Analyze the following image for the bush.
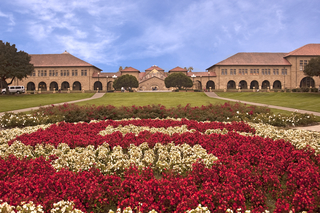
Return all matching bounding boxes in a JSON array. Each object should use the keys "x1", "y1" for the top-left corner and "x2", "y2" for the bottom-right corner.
[{"x1": 301, "y1": 87, "x2": 310, "y2": 92}]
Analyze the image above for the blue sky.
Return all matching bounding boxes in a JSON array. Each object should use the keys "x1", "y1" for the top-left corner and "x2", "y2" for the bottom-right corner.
[{"x1": 1, "y1": 0, "x2": 319, "y2": 73}]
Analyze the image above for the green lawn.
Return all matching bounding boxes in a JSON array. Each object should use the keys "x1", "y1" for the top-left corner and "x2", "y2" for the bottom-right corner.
[
  {"x1": 0, "y1": 93, "x2": 93, "y2": 112},
  {"x1": 215, "y1": 92, "x2": 320, "y2": 112},
  {"x1": 77, "y1": 92, "x2": 227, "y2": 108}
]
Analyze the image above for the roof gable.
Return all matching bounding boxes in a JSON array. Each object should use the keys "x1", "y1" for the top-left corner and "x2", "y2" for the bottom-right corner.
[
  {"x1": 169, "y1": 66, "x2": 188, "y2": 72},
  {"x1": 285, "y1": 44, "x2": 320, "y2": 57},
  {"x1": 145, "y1": 65, "x2": 164, "y2": 71},
  {"x1": 30, "y1": 51, "x2": 102, "y2": 71},
  {"x1": 121, "y1": 67, "x2": 140, "y2": 72}
]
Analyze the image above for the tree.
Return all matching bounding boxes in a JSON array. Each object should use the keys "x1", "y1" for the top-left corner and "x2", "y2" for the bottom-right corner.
[
  {"x1": 0, "y1": 41, "x2": 34, "y2": 93},
  {"x1": 118, "y1": 66, "x2": 123, "y2": 71},
  {"x1": 187, "y1": 66, "x2": 194, "y2": 72},
  {"x1": 304, "y1": 57, "x2": 320, "y2": 77},
  {"x1": 113, "y1": 74, "x2": 139, "y2": 90},
  {"x1": 164, "y1": 72, "x2": 193, "y2": 90}
]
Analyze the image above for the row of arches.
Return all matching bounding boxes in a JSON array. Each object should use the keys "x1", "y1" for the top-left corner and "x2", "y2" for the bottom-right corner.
[
  {"x1": 94, "y1": 81, "x2": 113, "y2": 91},
  {"x1": 26, "y1": 81, "x2": 115, "y2": 91},
  {"x1": 203, "y1": 77, "x2": 315, "y2": 90},
  {"x1": 27, "y1": 81, "x2": 82, "y2": 91}
]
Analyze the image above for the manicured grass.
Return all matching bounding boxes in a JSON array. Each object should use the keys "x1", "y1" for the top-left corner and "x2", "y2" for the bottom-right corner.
[
  {"x1": 215, "y1": 92, "x2": 320, "y2": 112},
  {"x1": 0, "y1": 93, "x2": 93, "y2": 112},
  {"x1": 77, "y1": 92, "x2": 228, "y2": 108}
]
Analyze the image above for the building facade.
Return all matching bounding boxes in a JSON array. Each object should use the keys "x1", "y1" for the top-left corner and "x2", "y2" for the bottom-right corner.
[
  {"x1": 206, "y1": 44, "x2": 320, "y2": 90},
  {"x1": 8, "y1": 44, "x2": 320, "y2": 92}
]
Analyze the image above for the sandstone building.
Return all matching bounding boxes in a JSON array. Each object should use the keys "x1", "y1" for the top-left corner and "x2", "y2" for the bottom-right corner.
[{"x1": 9, "y1": 44, "x2": 320, "y2": 92}]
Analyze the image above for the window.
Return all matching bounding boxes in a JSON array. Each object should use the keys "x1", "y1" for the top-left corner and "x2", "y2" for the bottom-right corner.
[
  {"x1": 49, "y1": 70, "x2": 58, "y2": 76},
  {"x1": 273, "y1": 69, "x2": 279, "y2": 75},
  {"x1": 282, "y1": 69, "x2": 287, "y2": 75},
  {"x1": 38, "y1": 70, "x2": 40, "y2": 76},
  {"x1": 72, "y1": 70, "x2": 78, "y2": 76},
  {"x1": 44, "y1": 70, "x2": 47, "y2": 76},
  {"x1": 300, "y1": 60, "x2": 308, "y2": 71},
  {"x1": 239, "y1": 69, "x2": 247, "y2": 75},
  {"x1": 81, "y1": 70, "x2": 87, "y2": 76},
  {"x1": 61, "y1": 70, "x2": 69, "y2": 76},
  {"x1": 262, "y1": 69, "x2": 271, "y2": 75},
  {"x1": 221, "y1": 69, "x2": 227, "y2": 75},
  {"x1": 32, "y1": 71, "x2": 36, "y2": 76},
  {"x1": 230, "y1": 69, "x2": 236, "y2": 75},
  {"x1": 250, "y1": 69, "x2": 258, "y2": 75}
]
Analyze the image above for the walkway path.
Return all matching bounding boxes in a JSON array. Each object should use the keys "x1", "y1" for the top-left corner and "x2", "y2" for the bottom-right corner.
[
  {"x1": 205, "y1": 92, "x2": 320, "y2": 132},
  {"x1": 0, "y1": 92, "x2": 105, "y2": 116}
]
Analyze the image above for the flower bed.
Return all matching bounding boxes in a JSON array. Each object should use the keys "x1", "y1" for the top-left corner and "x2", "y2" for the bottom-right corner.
[
  {"x1": 0, "y1": 119, "x2": 320, "y2": 212},
  {"x1": 0, "y1": 103, "x2": 317, "y2": 128}
]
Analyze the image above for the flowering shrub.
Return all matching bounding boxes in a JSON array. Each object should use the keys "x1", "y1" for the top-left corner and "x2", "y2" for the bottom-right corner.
[
  {"x1": 1, "y1": 119, "x2": 320, "y2": 212},
  {"x1": 1, "y1": 103, "x2": 316, "y2": 128}
]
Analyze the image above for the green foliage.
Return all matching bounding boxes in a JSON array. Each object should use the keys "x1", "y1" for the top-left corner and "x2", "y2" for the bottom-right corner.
[
  {"x1": 303, "y1": 56, "x2": 320, "y2": 77},
  {"x1": 113, "y1": 74, "x2": 139, "y2": 90},
  {"x1": 0, "y1": 41, "x2": 34, "y2": 93},
  {"x1": 164, "y1": 72, "x2": 193, "y2": 89}
]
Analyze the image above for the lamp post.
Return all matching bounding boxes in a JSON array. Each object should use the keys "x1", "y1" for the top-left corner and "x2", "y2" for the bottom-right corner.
[
  {"x1": 106, "y1": 76, "x2": 108, "y2": 91},
  {"x1": 112, "y1": 75, "x2": 117, "y2": 91},
  {"x1": 98, "y1": 72, "x2": 100, "y2": 92},
  {"x1": 191, "y1": 74, "x2": 196, "y2": 90}
]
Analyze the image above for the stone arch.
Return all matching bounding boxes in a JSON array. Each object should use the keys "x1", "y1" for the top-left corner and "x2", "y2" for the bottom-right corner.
[
  {"x1": 250, "y1": 80, "x2": 259, "y2": 89},
  {"x1": 239, "y1": 80, "x2": 248, "y2": 89},
  {"x1": 107, "y1": 81, "x2": 113, "y2": 91},
  {"x1": 300, "y1": 77, "x2": 315, "y2": 88},
  {"x1": 206, "y1": 80, "x2": 215, "y2": 90},
  {"x1": 194, "y1": 80, "x2": 202, "y2": 90},
  {"x1": 38, "y1": 82, "x2": 47, "y2": 91},
  {"x1": 227, "y1": 80, "x2": 236, "y2": 89},
  {"x1": 50, "y1": 82, "x2": 58, "y2": 91},
  {"x1": 72, "y1": 81, "x2": 81, "y2": 91},
  {"x1": 262, "y1": 80, "x2": 270, "y2": 89},
  {"x1": 94, "y1": 81, "x2": 102, "y2": 90},
  {"x1": 273, "y1": 80, "x2": 281, "y2": 89},
  {"x1": 61, "y1": 81, "x2": 70, "y2": 90},
  {"x1": 27, "y1": 82, "x2": 35, "y2": 91}
]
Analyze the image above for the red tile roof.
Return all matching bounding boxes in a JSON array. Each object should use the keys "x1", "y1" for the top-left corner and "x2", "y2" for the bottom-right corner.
[
  {"x1": 121, "y1": 67, "x2": 140, "y2": 72},
  {"x1": 169, "y1": 66, "x2": 188, "y2": 72},
  {"x1": 139, "y1": 72, "x2": 146, "y2": 79},
  {"x1": 187, "y1": 72, "x2": 216, "y2": 77},
  {"x1": 145, "y1": 65, "x2": 164, "y2": 71},
  {"x1": 30, "y1": 51, "x2": 102, "y2": 71},
  {"x1": 209, "y1": 52, "x2": 291, "y2": 69},
  {"x1": 285, "y1": 44, "x2": 320, "y2": 57}
]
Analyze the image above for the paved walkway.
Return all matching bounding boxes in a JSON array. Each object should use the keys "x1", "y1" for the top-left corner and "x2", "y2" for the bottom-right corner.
[
  {"x1": 0, "y1": 92, "x2": 105, "y2": 116},
  {"x1": 205, "y1": 92, "x2": 320, "y2": 132}
]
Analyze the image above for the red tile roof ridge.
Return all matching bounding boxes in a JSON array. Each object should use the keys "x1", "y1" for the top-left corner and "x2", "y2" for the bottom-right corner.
[
  {"x1": 285, "y1": 44, "x2": 320, "y2": 57},
  {"x1": 169, "y1": 66, "x2": 188, "y2": 71},
  {"x1": 145, "y1": 65, "x2": 164, "y2": 71},
  {"x1": 29, "y1": 52, "x2": 102, "y2": 71},
  {"x1": 208, "y1": 52, "x2": 291, "y2": 68},
  {"x1": 121, "y1": 67, "x2": 140, "y2": 72}
]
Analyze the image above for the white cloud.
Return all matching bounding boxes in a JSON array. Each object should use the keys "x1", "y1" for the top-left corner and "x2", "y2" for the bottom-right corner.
[{"x1": 0, "y1": 10, "x2": 15, "y2": 26}]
